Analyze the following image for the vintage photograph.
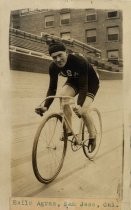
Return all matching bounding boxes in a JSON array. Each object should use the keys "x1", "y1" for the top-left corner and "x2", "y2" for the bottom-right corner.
[{"x1": 9, "y1": 7, "x2": 124, "y2": 202}]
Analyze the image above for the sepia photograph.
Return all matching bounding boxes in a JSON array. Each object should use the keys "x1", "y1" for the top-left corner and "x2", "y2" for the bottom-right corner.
[
  {"x1": 0, "y1": 1, "x2": 131, "y2": 210},
  {"x1": 10, "y1": 6, "x2": 123, "y2": 198}
]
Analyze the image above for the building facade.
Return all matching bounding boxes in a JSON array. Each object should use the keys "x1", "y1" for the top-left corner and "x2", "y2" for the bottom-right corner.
[{"x1": 10, "y1": 8, "x2": 123, "y2": 66}]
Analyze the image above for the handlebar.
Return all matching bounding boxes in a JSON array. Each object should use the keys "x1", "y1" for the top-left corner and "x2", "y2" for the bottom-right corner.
[
  {"x1": 40, "y1": 95, "x2": 75, "y2": 106},
  {"x1": 36, "y1": 95, "x2": 81, "y2": 118}
]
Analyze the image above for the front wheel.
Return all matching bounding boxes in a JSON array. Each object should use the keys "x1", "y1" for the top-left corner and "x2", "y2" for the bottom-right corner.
[
  {"x1": 32, "y1": 113, "x2": 67, "y2": 184},
  {"x1": 82, "y1": 108, "x2": 102, "y2": 160}
]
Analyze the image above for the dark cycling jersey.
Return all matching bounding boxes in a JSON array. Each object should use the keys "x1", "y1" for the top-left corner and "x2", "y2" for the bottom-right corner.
[{"x1": 44, "y1": 53, "x2": 99, "y2": 109}]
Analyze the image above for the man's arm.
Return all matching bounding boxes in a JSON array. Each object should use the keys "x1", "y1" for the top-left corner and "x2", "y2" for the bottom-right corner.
[
  {"x1": 77, "y1": 62, "x2": 89, "y2": 106},
  {"x1": 77, "y1": 74, "x2": 88, "y2": 106},
  {"x1": 77, "y1": 61, "x2": 99, "y2": 107}
]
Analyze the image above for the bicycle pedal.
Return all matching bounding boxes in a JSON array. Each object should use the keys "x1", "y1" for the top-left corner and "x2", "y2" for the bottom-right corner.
[
  {"x1": 74, "y1": 140, "x2": 81, "y2": 146},
  {"x1": 73, "y1": 141, "x2": 78, "y2": 146}
]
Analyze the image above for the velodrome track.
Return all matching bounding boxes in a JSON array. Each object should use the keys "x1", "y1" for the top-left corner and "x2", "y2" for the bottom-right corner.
[{"x1": 11, "y1": 70, "x2": 123, "y2": 199}]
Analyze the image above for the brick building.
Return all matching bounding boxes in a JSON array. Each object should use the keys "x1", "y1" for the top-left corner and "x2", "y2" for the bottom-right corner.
[{"x1": 10, "y1": 8, "x2": 123, "y2": 66}]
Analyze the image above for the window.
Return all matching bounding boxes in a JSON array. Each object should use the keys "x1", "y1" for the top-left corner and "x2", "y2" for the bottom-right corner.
[
  {"x1": 60, "y1": 13, "x2": 70, "y2": 25},
  {"x1": 107, "y1": 10, "x2": 118, "y2": 18},
  {"x1": 86, "y1": 29, "x2": 96, "y2": 43},
  {"x1": 86, "y1": 9, "x2": 97, "y2": 22},
  {"x1": 107, "y1": 26, "x2": 119, "y2": 41},
  {"x1": 61, "y1": 32, "x2": 71, "y2": 39},
  {"x1": 107, "y1": 50, "x2": 119, "y2": 64},
  {"x1": 45, "y1": 15, "x2": 54, "y2": 28}
]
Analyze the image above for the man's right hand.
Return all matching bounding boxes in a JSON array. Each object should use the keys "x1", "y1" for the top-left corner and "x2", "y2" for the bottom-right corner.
[
  {"x1": 72, "y1": 105, "x2": 81, "y2": 116},
  {"x1": 35, "y1": 106, "x2": 47, "y2": 116}
]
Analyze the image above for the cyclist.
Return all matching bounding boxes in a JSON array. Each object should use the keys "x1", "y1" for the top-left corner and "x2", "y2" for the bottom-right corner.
[{"x1": 35, "y1": 40, "x2": 100, "y2": 152}]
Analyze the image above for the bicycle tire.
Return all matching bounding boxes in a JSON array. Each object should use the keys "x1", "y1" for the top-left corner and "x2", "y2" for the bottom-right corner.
[
  {"x1": 82, "y1": 108, "x2": 102, "y2": 160},
  {"x1": 32, "y1": 113, "x2": 67, "y2": 184}
]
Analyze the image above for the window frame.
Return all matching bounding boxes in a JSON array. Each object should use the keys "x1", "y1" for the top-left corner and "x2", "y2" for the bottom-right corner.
[
  {"x1": 60, "y1": 32, "x2": 71, "y2": 40},
  {"x1": 107, "y1": 26, "x2": 119, "y2": 42},
  {"x1": 45, "y1": 15, "x2": 55, "y2": 28},
  {"x1": 85, "y1": 9, "x2": 97, "y2": 22},
  {"x1": 86, "y1": 28, "x2": 97, "y2": 43},
  {"x1": 107, "y1": 10, "x2": 119, "y2": 19},
  {"x1": 107, "y1": 49, "x2": 119, "y2": 64},
  {"x1": 60, "y1": 12, "x2": 71, "y2": 26}
]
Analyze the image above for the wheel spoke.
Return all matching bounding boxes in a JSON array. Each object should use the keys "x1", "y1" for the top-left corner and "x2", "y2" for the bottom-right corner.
[{"x1": 32, "y1": 114, "x2": 67, "y2": 183}]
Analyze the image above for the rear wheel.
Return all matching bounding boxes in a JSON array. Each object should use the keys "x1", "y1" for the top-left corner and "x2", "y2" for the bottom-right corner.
[
  {"x1": 32, "y1": 113, "x2": 67, "y2": 184},
  {"x1": 82, "y1": 108, "x2": 102, "y2": 160}
]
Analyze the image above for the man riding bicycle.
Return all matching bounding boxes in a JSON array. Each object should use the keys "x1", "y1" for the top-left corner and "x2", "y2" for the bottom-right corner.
[{"x1": 35, "y1": 40, "x2": 100, "y2": 153}]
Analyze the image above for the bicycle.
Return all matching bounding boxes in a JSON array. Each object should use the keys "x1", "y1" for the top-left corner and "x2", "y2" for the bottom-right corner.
[{"x1": 32, "y1": 96, "x2": 102, "y2": 184}]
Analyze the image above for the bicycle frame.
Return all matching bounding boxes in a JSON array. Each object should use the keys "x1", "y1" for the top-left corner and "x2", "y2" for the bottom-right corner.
[
  {"x1": 62, "y1": 111, "x2": 83, "y2": 143},
  {"x1": 33, "y1": 95, "x2": 102, "y2": 184},
  {"x1": 41, "y1": 95, "x2": 84, "y2": 144}
]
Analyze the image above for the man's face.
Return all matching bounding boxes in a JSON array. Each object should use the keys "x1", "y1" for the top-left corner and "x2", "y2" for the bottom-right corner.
[{"x1": 51, "y1": 51, "x2": 68, "y2": 68}]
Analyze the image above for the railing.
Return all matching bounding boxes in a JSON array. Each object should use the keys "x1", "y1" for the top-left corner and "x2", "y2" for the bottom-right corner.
[
  {"x1": 9, "y1": 28, "x2": 122, "y2": 72},
  {"x1": 41, "y1": 32, "x2": 101, "y2": 55},
  {"x1": 9, "y1": 45, "x2": 52, "y2": 60},
  {"x1": 10, "y1": 35, "x2": 48, "y2": 54}
]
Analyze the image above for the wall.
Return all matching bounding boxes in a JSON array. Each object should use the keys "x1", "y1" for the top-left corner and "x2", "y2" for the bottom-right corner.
[
  {"x1": 16, "y1": 9, "x2": 122, "y2": 62},
  {"x1": 10, "y1": 51, "x2": 51, "y2": 73}
]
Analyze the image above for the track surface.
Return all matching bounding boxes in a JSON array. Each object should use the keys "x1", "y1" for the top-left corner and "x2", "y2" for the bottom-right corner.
[{"x1": 11, "y1": 70, "x2": 123, "y2": 199}]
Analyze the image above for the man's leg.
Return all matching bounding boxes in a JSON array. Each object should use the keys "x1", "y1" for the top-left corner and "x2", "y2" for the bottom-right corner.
[
  {"x1": 81, "y1": 96, "x2": 96, "y2": 138},
  {"x1": 59, "y1": 85, "x2": 76, "y2": 133},
  {"x1": 80, "y1": 96, "x2": 96, "y2": 152}
]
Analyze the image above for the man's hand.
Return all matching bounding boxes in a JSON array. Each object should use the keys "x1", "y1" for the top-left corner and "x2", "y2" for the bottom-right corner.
[
  {"x1": 35, "y1": 106, "x2": 47, "y2": 116},
  {"x1": 72, "y1": 105, "x2": 82, "y2": 118}
]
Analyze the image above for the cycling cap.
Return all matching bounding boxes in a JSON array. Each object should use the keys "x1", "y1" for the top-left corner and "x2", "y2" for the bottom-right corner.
[{"x1": 48, "y1": 40, "x2": 66, "y2": 55}]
